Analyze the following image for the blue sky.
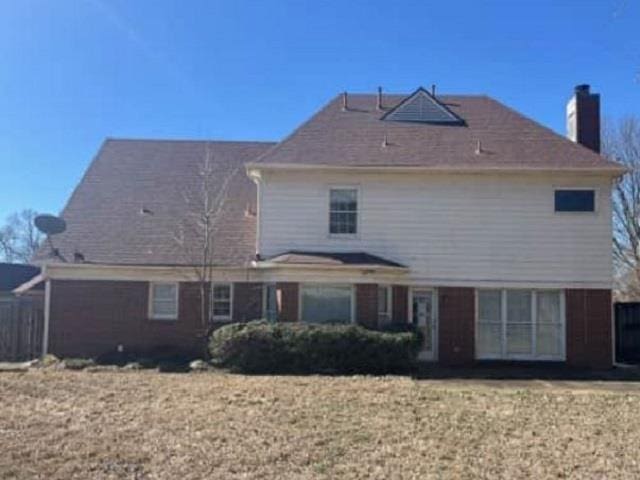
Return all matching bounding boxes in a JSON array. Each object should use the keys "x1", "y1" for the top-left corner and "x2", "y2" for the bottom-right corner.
[{"x1": 0, "y1": 0, "x2": 638, "y2": 221}]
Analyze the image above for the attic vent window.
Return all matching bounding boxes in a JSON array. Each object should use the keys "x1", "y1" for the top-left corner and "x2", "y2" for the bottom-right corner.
[{"x1": 382, "y1": 87, "x2": 464, "y2": 125}]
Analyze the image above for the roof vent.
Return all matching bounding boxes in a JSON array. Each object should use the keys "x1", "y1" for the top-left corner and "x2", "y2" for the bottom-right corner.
[
  {"x1": 382, "y1": 87, "x2": 464, "y2": 125},
  {"x1": 377, "y1": 86, "x2": 383, "y2": 111},
  {"x1": 342, "y1": 92, "x2": 348, "y2": 111}
]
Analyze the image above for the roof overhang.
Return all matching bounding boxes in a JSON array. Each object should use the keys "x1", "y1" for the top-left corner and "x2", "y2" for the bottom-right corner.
[
  {"x1": 247, "y1": 163, "x2": 628, "y2": 178},
  {"x1": 12, "y1": 273, "x2": 46, "y2": 295},
  {"x1": 251, "y1": 260, "x2": 409, "y2": 275}
]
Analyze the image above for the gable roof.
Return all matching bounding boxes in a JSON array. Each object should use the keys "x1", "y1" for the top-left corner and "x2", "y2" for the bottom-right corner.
[
  {"x1": 35, "y1": 139, "x2": 274, "y2": 266},
  {"x1": 381, "y1": 87, "x2": 464, "y2": 124},
  {"x1": 251, "y1": 90, "x2": 624, "y2": 173}
]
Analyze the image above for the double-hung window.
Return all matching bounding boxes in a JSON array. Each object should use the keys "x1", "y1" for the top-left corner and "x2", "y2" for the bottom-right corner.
[
  {"x1": 329, "y1": 188, "x2": 358, "y2": 235},
  {"x1": 149, "y1": 282, "x2": 179, "y2": 320},
  {"x1": 476, "y1": 289, "x2": 564, "y2": 360},
  {"x1": 211, "y1": 283, "x2": 233, "y2": 321},
  {"x1": 377, "y1": 285, "x2": 392, "y2": 325}
]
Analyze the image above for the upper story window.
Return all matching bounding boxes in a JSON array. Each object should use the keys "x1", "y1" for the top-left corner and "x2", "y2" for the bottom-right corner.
[
  {"x1": 554, "y1": 189, "x2": 595, "y2": 212},
  {"x1": 329, "y1": 187, "x2": 358, "y2": 235},
  {"x1": 149, "y1": 282, "x2": 179, "y2": 320}
]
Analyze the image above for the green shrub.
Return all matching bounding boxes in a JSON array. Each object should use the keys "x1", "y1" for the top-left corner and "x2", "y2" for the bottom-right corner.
[{"x1": 208, "y1": 321, "x2": 420, "y2": 374}]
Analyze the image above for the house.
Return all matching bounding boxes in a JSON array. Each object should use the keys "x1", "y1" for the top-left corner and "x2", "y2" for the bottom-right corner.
[
  {"x1": 1, "y1": 263, "x2": 41, "y2": 300},
  {"x1": 23, "y1": 84, "x2": 624, "y2": 367}
]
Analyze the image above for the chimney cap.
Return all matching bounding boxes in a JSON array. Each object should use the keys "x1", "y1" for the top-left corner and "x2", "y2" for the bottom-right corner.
[{"x1": 574, "y1": 84, "x2": 591, "y2": 95}]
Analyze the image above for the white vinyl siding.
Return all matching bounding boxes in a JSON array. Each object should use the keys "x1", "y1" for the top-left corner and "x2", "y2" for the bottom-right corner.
[
  {"x1": 149, "y1": 282, "x2": 179, "y2": 320},
  {"x1": 258, "y1": 171, "x2": 612, "y2": 288},
  {"x1": 476, "y1": 289, "x2": 565, "y2": 361}
]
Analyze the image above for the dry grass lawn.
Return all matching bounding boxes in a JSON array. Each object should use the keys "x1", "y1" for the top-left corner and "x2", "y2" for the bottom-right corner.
[{"x1": 1, "y1": 370, "x2": 640, "y2": 479}]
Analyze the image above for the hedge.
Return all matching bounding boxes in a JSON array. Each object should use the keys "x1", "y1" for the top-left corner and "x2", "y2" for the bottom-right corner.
[{"x1": 208, "y1": 321, "x2": 421, "y2": 374}]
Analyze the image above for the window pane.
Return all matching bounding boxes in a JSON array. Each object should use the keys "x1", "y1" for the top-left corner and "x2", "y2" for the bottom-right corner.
[
  {"x1": 477, "y1": 323, "x2": 502, "y2": 356},
  {"x1": 153, "y1": 299, "x2": 177, "y2": 316},
  {"x1": 537, "y1": 291, "x2": 561, "y2": 324},
  {"x1": 378, "y1": 286, "x2": 389, "y2": 314},
  {"x1": 330, "y1": 189, "x2": 357, "y2": 211},
  {"x1": 213, "y1": 302, "x2": 231, "y2": 317},
  {"x1": 536, "y1": 323, "x2": 563, "y2": 356},
  {"x1": 213, "y1": 285, "x2": 231, "y2": 300},
  {"x1": 301, "y1": 285, "x2": 352, "y2": 324},
  {"x1": 506, "y1": 324, "x2": 532, "y2": 355},
  {"x1": 265, "y1": 284, "x2": 277, "y2": 322},
  {"x1": 330, "y1": 212, "x2": 357, "y2": 234},
  {"x1": 507, "y1": 290, "x2": 531, "y2": 324},
  {"x1": 478, "y1": 290, "x2": 501, "y2": 322},
  {"x1": 554, "y1": 190, "x2": 595, "y2": 212},
  {"x1": 153, "y1": 283, "x2": 176, "y2": 301}
]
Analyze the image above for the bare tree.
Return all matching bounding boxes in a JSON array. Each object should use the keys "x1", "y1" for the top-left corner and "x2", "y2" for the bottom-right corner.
[
  {"x1": 606, "y1": 116, "x2": 640, "y2": 299},
  {"x1": 174, "y1": 145, "x2": 239, "y2": 326},
  {"x1": 0, "y1": 209, "x2": 42, "y2": 263}
]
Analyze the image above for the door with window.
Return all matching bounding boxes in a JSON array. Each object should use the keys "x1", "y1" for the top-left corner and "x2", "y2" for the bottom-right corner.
[{"x1": 412, "y1": 289, "x2": 436, "y2": 360}]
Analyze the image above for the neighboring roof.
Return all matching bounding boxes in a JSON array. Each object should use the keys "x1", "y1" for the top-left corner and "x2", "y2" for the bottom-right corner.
[
  {"x1": 35, "y1": 139, "x2": 275, "y2": 266},
  {"x1": 252, "y1": 89, "x2": 624, "y2": 173},
  {"x1": 0, "y1": 263, "x2": 41, "y2": 292},
  {"x1": 263, "y1": 251, "x2": 407, "y2": 269}
]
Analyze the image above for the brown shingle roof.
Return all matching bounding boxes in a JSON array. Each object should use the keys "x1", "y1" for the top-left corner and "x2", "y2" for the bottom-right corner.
[
  {"x1": 253, "y1": 92, "x2": 624, "y2": 172},
  {"x1": 38, "y1": 139, "x2": 274, "y2": 266}
]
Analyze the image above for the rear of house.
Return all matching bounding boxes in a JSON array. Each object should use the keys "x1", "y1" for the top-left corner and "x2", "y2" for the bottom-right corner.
[{"x1": 25, "y1": 85, "x2": 624, "y2": 368}]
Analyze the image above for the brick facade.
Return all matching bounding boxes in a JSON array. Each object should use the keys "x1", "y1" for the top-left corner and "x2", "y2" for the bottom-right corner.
[
  {"x1": 355, "y1": 284, "x2": 378, "y2": 329},
  {"x1": 565, "y1": 289, "x2": 612, "y2": 369},
  {"x1": 438, "y1": 287, "x2": 475, "y2": 366},
  {"x1": 392, "y1": 285, "x2": 408, "y2": 324},
  {"x1": 276, "y1": 282, "x2": 299, "y2": 322},
  {"x1": 48, "y1": 279, "x2": 263, "y2": 359}
]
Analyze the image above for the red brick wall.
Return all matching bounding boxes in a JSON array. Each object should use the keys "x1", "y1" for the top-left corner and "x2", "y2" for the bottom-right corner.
[
  {"x1": 438, "y1": 287, "x2": 475, "y2": 365},
  {"x1": 356, "y1": 284, "x2": 378, "y2": 329},
  {"x1": 49, "y1": 280, "x2": 265, "y2": 359},
  {"x1": 276, "y1": 282, "x2": 298, "y2": 322},
  {"x1": 392, "y1": 286, "x2": 408, "y2": 324},
  {"x1": 566, "y1": 289, "x2": 612, "y2": 369},
  {"x1": 233, "y1": 283, "x2": 263, "y2": 322}
]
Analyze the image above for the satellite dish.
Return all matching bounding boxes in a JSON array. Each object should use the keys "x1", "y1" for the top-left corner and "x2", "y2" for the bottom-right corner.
[{"x1": 35, "y1": 214, "x2": 66, "y2": 236}]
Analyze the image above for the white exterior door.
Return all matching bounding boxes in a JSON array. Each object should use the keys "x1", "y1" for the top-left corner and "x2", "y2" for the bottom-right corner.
[{"x1": 412, "y1": 289, "x2": 436, "y2": 360}]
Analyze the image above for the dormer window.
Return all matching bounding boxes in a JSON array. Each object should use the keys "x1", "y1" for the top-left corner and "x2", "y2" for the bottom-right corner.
[{"x1": 329, "y1": 187, "x2": 358, "y2": 235}]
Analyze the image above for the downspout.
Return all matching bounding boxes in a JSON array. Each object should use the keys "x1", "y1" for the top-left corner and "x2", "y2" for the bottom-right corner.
[{"x1": 42, "y1": 277, "x2": 51, "y2": 357}]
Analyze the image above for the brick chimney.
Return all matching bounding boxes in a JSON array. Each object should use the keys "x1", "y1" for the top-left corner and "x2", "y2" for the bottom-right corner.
[{"x1": 566, "y1": 84, "x2": 600, "y2": 153}]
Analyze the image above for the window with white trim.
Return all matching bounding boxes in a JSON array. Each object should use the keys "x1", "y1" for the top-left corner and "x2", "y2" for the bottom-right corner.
[
  {"x1": 149, "y1": 282, "x2": 179, "y2": 320},
  {"x1": 378, "y1": 285, "x2": 392, "y2": 325},
  {"x1": 476, "y1": 289, "x2": 564, "y2": 360},
  {"x1": 329, "y1": 188, "x2": 358, "y2": 235},
  {"x1": 301, "y1": 284, "x2": 353, "y2": 324},
  {"x1": 211, "y1": 283, "x2": 233, "y2": 321}
]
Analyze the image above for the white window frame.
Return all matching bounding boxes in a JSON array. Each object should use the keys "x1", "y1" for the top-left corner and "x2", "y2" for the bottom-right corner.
[
  {"x1": 298, "y1": 283, "x2": 355, "y2": 324},
  {"x1": 377, "y1": 285, "x2": 393, "y2": 325},
  {"x1": 148, "y1": 282, "x2": 179, "y2": 321},
  {"x1": 211, "y1": 282, "x2": 234, "y2": 321},
  {"x1": 475, "y1": 289, "x2": 565, "y2": 361},
  {"x1": 553, "y1": 187, "x2": 598, "y2": 214},
  {"x1": 328, "y1": 185, "x2": 360, "y2": 238}
]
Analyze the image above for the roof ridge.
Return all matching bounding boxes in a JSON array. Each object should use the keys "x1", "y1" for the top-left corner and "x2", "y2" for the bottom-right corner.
[{"x1": 104, "y1": 137, "x2": 277, "y2": 145}]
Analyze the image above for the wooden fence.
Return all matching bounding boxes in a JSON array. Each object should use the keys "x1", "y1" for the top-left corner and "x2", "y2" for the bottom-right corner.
[{"x1": 0, "y1": 296, "x2": 44, "y2": 361}]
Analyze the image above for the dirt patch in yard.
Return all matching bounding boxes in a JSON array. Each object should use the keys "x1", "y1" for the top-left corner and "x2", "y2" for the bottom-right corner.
[{"x1": 1, "y1": 370, "x2": 639, "y2": 479}]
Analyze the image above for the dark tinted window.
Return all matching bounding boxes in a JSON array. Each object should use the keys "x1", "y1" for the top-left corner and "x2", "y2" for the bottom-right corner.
[{"x1": 554, "y1": 190, "x2": 595, "y2": 212}]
